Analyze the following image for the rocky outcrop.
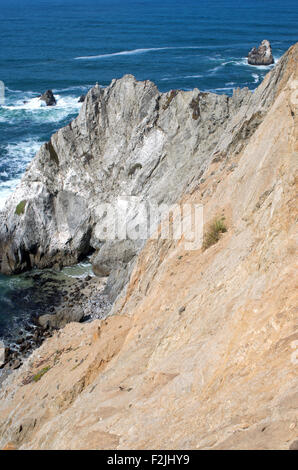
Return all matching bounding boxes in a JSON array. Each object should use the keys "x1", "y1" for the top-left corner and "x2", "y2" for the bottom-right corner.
[
  {"x1": 1, "y1": 45, "x2": 295, "y2": 306},
  {"x1": 78, "y1": 94, "x2": 86, "y2": 103},
  {"x1": 0, "y1": 43, "x2": 297, "y2": 450},
  {"x1": 247, "y1": 40, "x2": 274, "y2": 66},
  {"x1": 39, "y1": 90, "x2": 56, "y2": 106},
  {"x1": 0, "y1": 78, "x2": 248, "y2": 276}
]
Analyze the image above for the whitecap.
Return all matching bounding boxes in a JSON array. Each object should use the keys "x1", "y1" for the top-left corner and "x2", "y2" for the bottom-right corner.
[
  {"x1": 183, "y1": 74, "x2": 203, "y2": 79},
  {"x1": 52, "y1": 85, "x2": 92, "y2": 93},
  {"x1": 0, "y1": 177, "x2": 20, "y2": 210},
  {"x1": 4, "y1": 138, "x2": 42, "y2": 165},
  {"x1": 232, "y1": 57, "x2": 277, "y2": 69},
  {"x1": 0, "y1": 138, "x2": 44, "y2": 209},
  {"x1": 5, "y1": 96, "x2": 47, "y2": 111},
  {"x1": 74, "y1": 45, "x2": 240, "y2": 60},
  {"x1": 160, "y1": 73, "x2": 203, "y2": 81},
  {"x1": 204, "y1": 87, "x2": 235, "y2": 94},
  {"x1": 1, "y1": 93, "x2": 82, "y2": 124},
  {"x1": 75, "y1": 47, "x2": 174, "y2": 60}
]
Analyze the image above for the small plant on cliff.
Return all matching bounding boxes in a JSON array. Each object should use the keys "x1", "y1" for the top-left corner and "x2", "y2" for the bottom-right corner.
[
  {"x1": 32, "y1": 366, "x2": 51, "y2": 383},
  {"x1": 203, "y1": 217, "x2": 227, "y2": 251},
  {"x1": 15, "y1": 200, "x2": 27, "y2": 216}
]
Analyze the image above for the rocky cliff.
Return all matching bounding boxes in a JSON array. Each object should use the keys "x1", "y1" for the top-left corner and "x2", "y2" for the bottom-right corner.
[
  {"x1": 0, "y1": 46, "x2": 294, "y2": 298},
  {"x1": 0, "y1": 43, "x2": 297, "y2": 450}
]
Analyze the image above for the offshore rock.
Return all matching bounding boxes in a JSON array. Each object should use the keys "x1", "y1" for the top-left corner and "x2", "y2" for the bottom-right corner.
[
  {"x1": 247, "y1": 40, "x2": 274, "y2": 66},
  {"x1": 39, "y1": 90, "x2": 56, "y2": 106}
]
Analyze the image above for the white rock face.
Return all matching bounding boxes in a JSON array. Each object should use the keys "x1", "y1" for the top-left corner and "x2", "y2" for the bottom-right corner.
[
  {"x1": 0, "y1": 341, "x2": 5, "y2": 368},
  {"x1": 0, "y1": 63, "x2": 285, "y2": 296}
]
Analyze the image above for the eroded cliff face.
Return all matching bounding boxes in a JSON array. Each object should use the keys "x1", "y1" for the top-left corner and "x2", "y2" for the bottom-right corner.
[
  {"x1": 0, "y1": 46, "x2": 294, "y2": 292},
  {"x1": 0, "y1": 44, "x2": 297, "y2": 450}
]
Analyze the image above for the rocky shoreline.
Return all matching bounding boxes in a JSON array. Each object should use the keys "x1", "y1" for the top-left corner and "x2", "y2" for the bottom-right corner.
[
  {"x1": 0, "y1": 42, "x2": 297, "y2": 450},
  {"x1": 0, "y1": 269, "x2": 111, "y2": 385}
]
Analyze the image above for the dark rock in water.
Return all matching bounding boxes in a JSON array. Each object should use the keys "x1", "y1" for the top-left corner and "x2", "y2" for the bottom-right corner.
[
  {"x1": 39, "y1": 89, "x2": 56, "y2": 106},
  {"x1": 78, "y1": 94, "x2": 86, "y2": 103},
  {"x1": 247, "y1": 40, "x2": 274, "y2": 66}
]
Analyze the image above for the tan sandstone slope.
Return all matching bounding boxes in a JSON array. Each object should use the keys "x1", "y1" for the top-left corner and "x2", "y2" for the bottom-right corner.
[{"x1": 0, "y1": 44, "x2": 297, "y2": 450}]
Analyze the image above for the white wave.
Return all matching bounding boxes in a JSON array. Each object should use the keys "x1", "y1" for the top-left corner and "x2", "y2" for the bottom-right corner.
[
  {"x1": 160, "y1": 73, "x2": 203, "y2": 81},
  {"x1": 207, "y1": 87, "x2": 235, "y2": 92},
  {"x1": 75, "y1": 47, "x2": 174, "y2": 60},
  {"x1": 252, "y1": 73, "x2": 260, "y2": 84},
  {"x1": 209, "y1": 64, "x2": 225, "y2": 75},
  {"x1": 0, "y1": 177, "x2": 20, "y2": 210},
  {"x1": 5, "y1": 96, "x2": 47, "y2": 111},
  {"x1": 74, "y1": 45, "x2": 233, "y2": 60},
  {"x1": 4, "y1": 138, "x2": 42, "y2": 165},
  {"x1": 1, "y1": 93, "x2": 82, "y2": 124},
  {"x1": 183, "y1": 74, "x2": 203, "y2": 79},
  {"x1": 0, "y1": 139, "x2": 44, "y2": 209},
  {"x1": 3, "y1": 93, "x2": 80, "y2": 111},
  {"x1": 75, "y1": 43, "x2": 258, "y2": 60},
  {"x1": 52, "y1": 85, "x2": 92, "y2": 93},
  {"x1": 5, "y1": 87, "x2": 24, "y2": 93},
  {"x1": 232, "y1": 57, "x2": 277, "y2": 69}
]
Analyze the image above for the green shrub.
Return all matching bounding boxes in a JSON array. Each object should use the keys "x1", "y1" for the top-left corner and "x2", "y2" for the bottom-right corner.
[
  {"x1": 32, "y1": 366, "x2": 51, "y2": 383},
  {"x1": 15, "y1": 200, "x2": 27, "y2": 216},
  {"x1": 203, "y1": 217, "x2": 227, "y2": 251}
]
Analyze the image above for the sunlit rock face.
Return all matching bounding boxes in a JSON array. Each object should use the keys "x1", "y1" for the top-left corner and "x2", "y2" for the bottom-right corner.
[
  {"x1": 0, "y1": 43, "x2": 297, "y2": 451},
  {"x1": 0, "y1": 43, "x2": 289, "y2": 303}
]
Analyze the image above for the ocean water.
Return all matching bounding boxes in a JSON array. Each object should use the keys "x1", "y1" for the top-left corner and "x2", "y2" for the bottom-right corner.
[{"x1": 0, "y1": 0, "x2": 297, "y2": 344}]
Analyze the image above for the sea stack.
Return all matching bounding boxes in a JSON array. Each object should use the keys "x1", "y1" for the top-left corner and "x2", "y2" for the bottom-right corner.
[
  {"x1": 247, "y1": 40, "x2": 274, "y2": 66},
  {"x1": 39, "y1": 89, "x2": 56, "y2": 106}
]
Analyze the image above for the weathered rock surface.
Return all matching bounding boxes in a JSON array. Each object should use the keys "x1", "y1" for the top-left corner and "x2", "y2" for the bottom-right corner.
[
  {"x1": 0, "y1": 43, "x2": 297, "y2": 450},
  {"x1": 0, "y1": 46, "x2": 293, "y2": 303},
  {"x1": 0, "y1": 79, "x2": 249, "y2": 279},
  {"x1": 247, "y1": 40, "x2": 274, "y2": 66},
  {"x1": 39, "y1": 90, "x2": 56, "y2": 106}
]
